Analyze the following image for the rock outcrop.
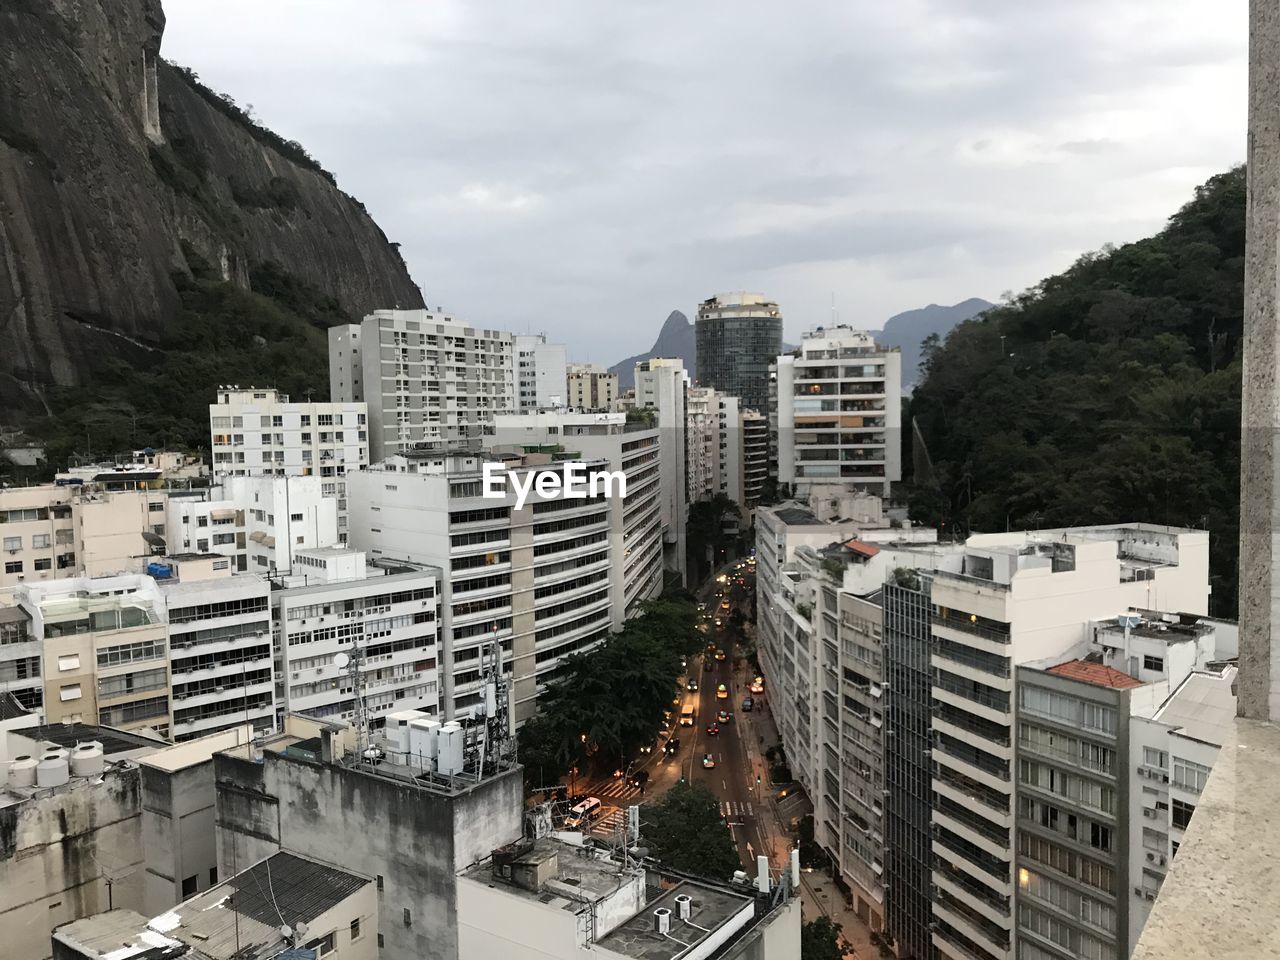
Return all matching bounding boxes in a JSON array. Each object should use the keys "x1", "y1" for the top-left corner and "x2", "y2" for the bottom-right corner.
[{"x1": 0, "y1": 0, "x2": 423, "y2": 411}]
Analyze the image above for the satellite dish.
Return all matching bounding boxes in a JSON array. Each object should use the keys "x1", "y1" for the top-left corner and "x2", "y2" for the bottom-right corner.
[
  {"x1": 280, "y1": 924, "x2": 292, "y2": 940},
  {"x1": 295, "y1": 921, "x2": 308, "y2": 938},
  {"x1": 334, "y1": 653, "x2": 350, "y2": 669}
]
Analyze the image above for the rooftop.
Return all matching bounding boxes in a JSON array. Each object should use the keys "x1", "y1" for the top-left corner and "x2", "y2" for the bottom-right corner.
[
  {"x1": 29, "y1": 721, "x2": 165, "y2": 756},
  {"x1": 53, "y1": 852, "x2": 370, "y2": 960},
  {"x1": 460, "y1": 836, "x2": 639, "y2": 913},
  {"x1": 1153, "y1": 666, "x2": 1239, "y2": 747},
  {"x1": 1046, "y1": 660, "x2": 1146, "y2": 690},
  {"x1": 595, "y1": 880, "x2": 756, "y2": 959}
]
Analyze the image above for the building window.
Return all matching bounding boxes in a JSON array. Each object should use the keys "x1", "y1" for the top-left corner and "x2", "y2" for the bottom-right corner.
[
  {"x1": 209, "y1": 868, "x2": 218, "y2": 885},
  {"x1": 350, "y1": 919, "x2": 361, "y2": 941},
  {"x1": 60, "y1": 683, "x2": 82, "y2": 702},
  {"x1": 3, "y1": 536, "x2": 20, "y2": 551},
  {"x1": 4, "y1": 561, "x2": 22, "y2": 574},
  {"x1": 182, "y1": 875, "x2": 198, "y2": 898},
  {"x1": 305, "y1": 933, "x2": 335, "y2": 955},
  {"x1": 376, "y1": 874, "x2": 384, "y2": 891},
  {"x1": 403, "y1": 908, "x2": 411, "y2": 927},
  {"x1": 57, "y1": 654, "x2": 80, "y2": 672},
  {"x1": 1171, "y1": 798, "x2": 1196, "y2": 830},
  {"x1": 1143, "y1": 654, "x2": 1164, "y2": 672},
  {"x1": 32, "y1": 534, "x2": 51, "y2": 549},
  {"x1": 1143, "y1": 747, "x2": 1168, "y2": 769},
  {"x1": 34, "y1": 558, "x2": 51, "y2": 571},
  {"x1": 1172, "y1": 757, "x2": 1211, "y2": 793},
  {"x1": 291, "y1": 513, "x2": 304, "y2": 522}
]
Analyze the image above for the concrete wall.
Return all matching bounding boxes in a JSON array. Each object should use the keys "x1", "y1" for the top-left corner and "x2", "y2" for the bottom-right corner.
[
  {"x1": 214, "y1": 750, "x2": 523, "y2": 960},
  {"x1": 0, "y1": 768, "x2": 143, "y2": 960},
  {"x1": 140, "y1": 760, "x2": 218, "y2": 914}
]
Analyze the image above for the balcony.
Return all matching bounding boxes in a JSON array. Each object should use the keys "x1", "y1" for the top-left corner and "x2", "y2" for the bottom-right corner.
[{"x1": 1131, "y1": 719, "x2": 1280, "y2": 960}]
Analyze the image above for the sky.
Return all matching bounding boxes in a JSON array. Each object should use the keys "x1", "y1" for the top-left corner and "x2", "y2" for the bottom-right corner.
[{"x1": 161, "y1": 1, "x2": 1246, "y2": 364}]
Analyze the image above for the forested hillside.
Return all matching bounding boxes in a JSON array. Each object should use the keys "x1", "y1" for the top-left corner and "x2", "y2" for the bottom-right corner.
[{"x1": 908, "y1": 167, "x2": 1244, "y2": 615}]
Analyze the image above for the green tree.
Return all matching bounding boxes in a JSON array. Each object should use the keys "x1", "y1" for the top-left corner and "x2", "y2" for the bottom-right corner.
[
  {"x1": 908, "y1": 166, "x2": 1244, "y2": 614},
  {"x1": 643, "y1": 780, "x2": 741, "y2": 879},
  {"x1": 800, "y1": 917, "x2": 844, "y2": 960}
]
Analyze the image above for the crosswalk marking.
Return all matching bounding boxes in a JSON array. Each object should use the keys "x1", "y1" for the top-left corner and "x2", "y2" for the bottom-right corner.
[
  {"x1": 591, "y1": 808, "x2": 626, "y2": 835},
  {"x1": 597, "y1": 779, "x2": 640, "y2": 799},
  {"x1": 719, "y1": 800, "x2": 754, "y2": 818}
]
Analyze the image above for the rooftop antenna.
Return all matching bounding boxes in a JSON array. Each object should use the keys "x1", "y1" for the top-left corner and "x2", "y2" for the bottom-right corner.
[{"x1": 334, "y1": 644, "x2": 369, "y2": 760}]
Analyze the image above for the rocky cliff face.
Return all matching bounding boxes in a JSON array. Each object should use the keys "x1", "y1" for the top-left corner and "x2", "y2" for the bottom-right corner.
[{"x1": 0, "y1": 0, "x2": 423, "y2": 412}]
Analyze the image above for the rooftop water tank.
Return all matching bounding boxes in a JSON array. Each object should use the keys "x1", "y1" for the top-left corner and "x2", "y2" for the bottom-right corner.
[
  {"x1": 37, "y1": 752, "x2": 70, "y2": 788},
  {"x1": 437, "y1": 722, "x2": 464, "y2": 776},
  {"x1": 8, "y1": 755, "x2": 37, "y2": 788},
  {"x1": 71, "y1": 744, "x2": 105, "y2": 778}
]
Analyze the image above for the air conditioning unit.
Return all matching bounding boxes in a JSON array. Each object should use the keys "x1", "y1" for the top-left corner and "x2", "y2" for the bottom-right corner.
[
  {"x1": 1134, "y1": 886, "x2": 1144, "y2": 897},
  {"x1": 1146, "y1": 852, "x2": 1155, "y2": 862},
  {"x1": 1145, "y1": 892, "x2": 1156, "y2": 901}
]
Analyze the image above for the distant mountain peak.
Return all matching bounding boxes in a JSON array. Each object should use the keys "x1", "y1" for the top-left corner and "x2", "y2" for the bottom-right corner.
[{"x1": 609, "y1": 310, "x2": 696, "y2": 390}]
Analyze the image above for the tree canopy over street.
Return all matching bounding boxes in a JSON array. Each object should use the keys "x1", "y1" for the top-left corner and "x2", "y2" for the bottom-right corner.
[
  {"x1": 642, "y1": 780, "x2": 741, "y2": 880},
  {"x1": 518, "y1": 598, "x2": 702, "y2": 784}
]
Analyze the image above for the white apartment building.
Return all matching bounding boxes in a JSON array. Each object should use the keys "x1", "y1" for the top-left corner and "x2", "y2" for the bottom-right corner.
[
  {"x1": 209, "y1": 387, "x2": 368, "y2": 541},
  {"x1": 687, "y1": 386, "x2": 720, "y2": 504},
  {"x1": 514, "y1": 334, "x2": 568, "y2": 411},
  {"x1": 165, "y1": 475, "x2": 338, "y2": 573},
  {"x1": 347, "y1": 450, "x2": 628, "y2": 722},
  {"x1": 329, "y1": 308, "x2": 516, "y2": 461},
  {"x1": 924, "y1": 526, "x2": 1208, "y2": 960},
  {"x1": 16, "y1": 574, "x2": 171, "y2": 737},
  {"x1": 634, "y1": 358, "x2": 689, "y2": 582},
  {"x1": 756, "y1": 512, "x2": 1214, "y2": 960},
  {"x1": 489, "y1": 410, "x2": 665, "y2": 623},
  {"x1": 158, "y1": 554, "x2": 275, "y2": 742},
  {"x1": 567, "y1": 362, "x2": 618, "y2": 411},
  {"x1": 0, "y1": 484, "x2": 169, "y2": 589},
  {"x1": 273, "y1": 547, "x2": 440, "y2": 728},
  {"x1": 0, "y1": 606, "x2": 40, "y2": 712},
  {"x1": 774, "y1": 325, "x2": 902, "y2": 497}
]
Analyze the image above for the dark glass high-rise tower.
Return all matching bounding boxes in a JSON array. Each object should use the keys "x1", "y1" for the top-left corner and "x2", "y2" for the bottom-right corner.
[{"x1": 695, "y1": 293, "x2": 782, "y2": 412}]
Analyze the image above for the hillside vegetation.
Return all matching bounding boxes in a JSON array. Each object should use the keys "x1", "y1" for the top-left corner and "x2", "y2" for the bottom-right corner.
[{"x1": 908, "y1": 167, "x2": 1244, "y2": 615}]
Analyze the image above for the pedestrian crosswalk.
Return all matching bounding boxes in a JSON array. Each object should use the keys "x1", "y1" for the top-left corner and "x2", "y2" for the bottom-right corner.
[
  {"x1": 597, "y1": 779, "x2": 640, "y2": 799},
  {"x1": 591, "y1": 807, "x2": 627, "y2": 836},
  {"x1": 720, "y1": 800, "x2": 754, "y2": 818}
]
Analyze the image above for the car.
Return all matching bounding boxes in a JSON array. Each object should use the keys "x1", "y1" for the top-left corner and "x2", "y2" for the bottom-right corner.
[
  {"x1": 717, "y1": 710, "x2": 732, "y2": 724},
  {"x1": 613, "y1": 768, "x2": 624, "y2": 779},
  {"x1": 716, "y1": 684, "x2": 729, "y2": 700},
  {"x1": 706, "y1": 723, "x2": 720, "y2": 736},
  {"x1": 714, "y1": 618, "x2": 723, "y2": 628},
  {"x1": 664, "y1": 737, "x2": 681, "y2": 755},
  {"x1": 686, "y1": 679, "x2": 699, "y2": 691},
  {"x1": 639, "y1": 740, "x2": 655, "y2": 754},
  {"x1": 714, "y1": 649, "x2": 727, "y2": 661},
  {"x1": 749, "y1": 678, "x2": 765, "y2": 694},
  {"x1": 742, "y1": 696, "x2": 755, "y2": 712},
  {"x1": 627, "y1": 770, "x2": 650, "y2": 789},
  {"x1": 702, "y1": 754, "x2": 716, "y2": 769}
]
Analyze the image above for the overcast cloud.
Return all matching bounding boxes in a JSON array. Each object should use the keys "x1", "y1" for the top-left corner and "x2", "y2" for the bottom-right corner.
[{"x1": 161, "y1": 1, "x2": 1246, "y2": 364}]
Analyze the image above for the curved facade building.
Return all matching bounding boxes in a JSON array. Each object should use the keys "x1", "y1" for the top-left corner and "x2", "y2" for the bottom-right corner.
[{"x1": 695, "y1": 293, "x2": 783, "y2": 413}]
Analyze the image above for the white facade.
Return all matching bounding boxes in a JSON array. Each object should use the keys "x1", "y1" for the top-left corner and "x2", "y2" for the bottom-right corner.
[
  {"x1": 329, "y1": 308, "x2": 516, "y2": 461},
  {"x1": 634, "y1": 358, "x2": 689, "y2": 582},
  {"x1": 209, "y1": 387, "x2": 368, "y2": 541},
  {"x1": 159, "y1": 555, "x2": 275, "y2": 741},
  {"x1": 774, "y1": 326, "x2": 902, "y2": 497},
  {"x1": 348, "y1": 452, "x2": 624, "y2": 722},
  {"x1": 274, "y1": 547, "x2": 441, "y2": 727},
  {"x1": 489, "y1": 411, "x2": 665, "y2": 624},
  {"x1": 166, "y1": 475, "x2": 338, "y2": 575},
  {"x1": 515, "y1": 334, "x2": 568, "y2": 411},
  {"x1": 687, "y1": 387, "x2": 720, "y2": 505}
]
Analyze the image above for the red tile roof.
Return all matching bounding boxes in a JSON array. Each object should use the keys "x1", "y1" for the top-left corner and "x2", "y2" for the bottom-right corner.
[
  {"x1": 1046, "y1": 660, "x2": 1144, "y2": 690},
  {"x1": 843, "y1": 539, "x2": 880, "y2": 558}
]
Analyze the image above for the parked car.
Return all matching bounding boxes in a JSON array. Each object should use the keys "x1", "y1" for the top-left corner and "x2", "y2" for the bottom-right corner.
[
  {"x1": 742, "y1": 696, "x2": 755, "y2": 712},
  {"x1": 702, "y1": 754, "x2": 716, "y2": 769}
]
